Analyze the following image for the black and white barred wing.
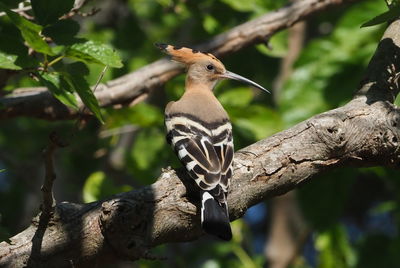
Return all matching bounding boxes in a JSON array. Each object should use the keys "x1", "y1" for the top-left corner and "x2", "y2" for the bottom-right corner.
[
  {"x1": 168, "y1": 130, "x2": 222, "y2": 190},
  {"x1": 211, "y1": 124, "x2": 234, "y2": 192},
  {"x1": 166, "y1": 115, "x2": 234, "y2": 191}
]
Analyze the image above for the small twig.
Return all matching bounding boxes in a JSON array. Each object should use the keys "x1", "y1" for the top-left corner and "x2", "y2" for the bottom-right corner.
[
  {"x1": 47, "y1": 55, "x2": 65, "y2": 67},
  {"x1": 78, "y1": 7, "x2": 101, "y2": 17},
  {"x1": 0, "y1": 6, "x2": 32, "y2": 17},
  {"x1": 61, "y1": 0, "x2": 100, "y2": 19},
  {"x1": 0, "y1": 0, "x2": 97, "y2": 19},
  {"x1": 73, "y1": 0, "x2": 94, "y2": 10},
  {"x1": 41, "y1": 132, "x2": 67, "y2": 217},
  {"x1": 61, "y1": 7, "x2": 101, "y2": 19},
  {"x1": 94, "y1": 65, "x2": 108, "y2": 93}
]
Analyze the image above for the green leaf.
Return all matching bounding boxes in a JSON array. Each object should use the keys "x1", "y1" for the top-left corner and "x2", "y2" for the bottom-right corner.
[
  {"x1": 42, "y1": 19, "x2": 80, "y2": 45},
  {"x1": 64, "y1": 62, "x2": 89, "y2": 77},
  {"x1": 31, "y1": 0, "x2": 74, "y2": 26},
  {"x1": 0, "y1": 169, "x2": 5, "y2": 173},
  {"x1": 0, "y1": 3, "x2": 55, "y2": 55},
  {"x1": 361, "y1": 6, "x2": 400, "y2": 27},
  {"x1": 66, "y1": 40, "x2": 123, "y2": 68},
  {"x1": 39, "y1": 72, "x2": 78, "y2": 109},
  {"x1": 0, "y1": 24, "x2": 38, "y2": 70},
  {"x1": 53, "y1": 61, "x2": 90, "y2": 77},
  {"x1": 63, "y1": 73, "x2": 104, "y2": 123},
  {"x1": 0, "y1": 51, "x2": 38, "y2": 70},
  {"x1": 0, "y1": 51, "x2": 22, "y2": 70}
]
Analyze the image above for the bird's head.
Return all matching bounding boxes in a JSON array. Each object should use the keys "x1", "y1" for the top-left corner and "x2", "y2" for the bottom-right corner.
[{"x1": 155, "y1": 43, "x2": 269, "y2": 93}]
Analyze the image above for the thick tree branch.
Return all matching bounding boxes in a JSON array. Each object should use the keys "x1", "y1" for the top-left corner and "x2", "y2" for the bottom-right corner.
[
  {"x1": 1, "y1": 17, "x2": 400, "y2": 267},
  {"x1": 0, "y1": 0, "x2": 358, "y2": 121},
  {"x1": 356, "y1": 20, "x2": 400, "y2": 101}
]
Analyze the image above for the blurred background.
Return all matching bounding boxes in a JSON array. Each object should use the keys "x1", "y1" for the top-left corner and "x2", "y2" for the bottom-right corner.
[{"x1": 1, "y1": 0, "x2": 400, "y2": 267}]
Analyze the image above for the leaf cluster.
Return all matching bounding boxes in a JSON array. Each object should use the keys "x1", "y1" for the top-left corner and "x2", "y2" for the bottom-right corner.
[{"x1": 0, "y1": 1, "x2": 123, "y2": 122}]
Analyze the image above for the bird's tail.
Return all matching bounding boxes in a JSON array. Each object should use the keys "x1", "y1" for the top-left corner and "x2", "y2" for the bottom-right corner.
[{"x1": 201, "y1": 191, "x2": 232, "y2": 241}]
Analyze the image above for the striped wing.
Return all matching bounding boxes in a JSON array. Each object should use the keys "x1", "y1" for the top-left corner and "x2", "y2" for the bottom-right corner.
[
  {"x1": 210, "y1": 124, "x2": 234, "y2": 193},
  {"x1": 166, "y1": 114, "x2": 234, "y2": 193}
]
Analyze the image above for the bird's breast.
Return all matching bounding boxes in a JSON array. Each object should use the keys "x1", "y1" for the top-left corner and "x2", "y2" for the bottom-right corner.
[{"x1": 165, "y1": 91, "x2": 229, "y2": 124}]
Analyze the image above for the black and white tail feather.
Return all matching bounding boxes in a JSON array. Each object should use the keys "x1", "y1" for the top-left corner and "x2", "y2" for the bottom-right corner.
[
  {"x1": 201, "y1": 191, "x2": 231, "y2": 240},
  {"x1": 166, "y1": 113, "x2": 233, "y2": 241}
]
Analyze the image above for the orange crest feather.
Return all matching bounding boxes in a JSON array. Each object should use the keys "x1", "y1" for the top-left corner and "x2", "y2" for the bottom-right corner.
[{"x1": 155, "y1": 43, "x2": 221, "y2": 65}]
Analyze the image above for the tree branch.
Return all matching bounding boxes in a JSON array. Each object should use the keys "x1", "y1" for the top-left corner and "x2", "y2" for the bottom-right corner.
[
  {"x1": 1, "y1": 16, "x2": 400, "y2": 266},
  {"x1": 0, "y1": 0, "x2": 359, "y2": 121}
]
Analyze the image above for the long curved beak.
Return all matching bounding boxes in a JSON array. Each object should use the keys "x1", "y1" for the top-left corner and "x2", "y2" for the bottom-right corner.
[{"x1": 220, "y1": 71, "x2": 270, "y2": 94}]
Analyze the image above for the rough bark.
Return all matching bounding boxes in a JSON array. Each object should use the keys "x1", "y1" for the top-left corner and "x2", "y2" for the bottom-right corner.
[
  {"x1": 1, "y1": 16, "x2": 400, "y2": 267},
  {"x1": 0, "y1": 0, "x2": 358, "y2": 120}
]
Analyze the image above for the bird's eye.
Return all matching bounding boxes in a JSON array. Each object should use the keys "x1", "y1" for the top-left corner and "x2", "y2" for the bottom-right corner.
[{"x1": 206, "y1": 64, "x2": 214, "y2": 71}]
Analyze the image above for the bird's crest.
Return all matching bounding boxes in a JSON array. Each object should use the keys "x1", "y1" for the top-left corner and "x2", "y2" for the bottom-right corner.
[
  {"x1": 155, "y1": 42, "x2": 270, "y2": 93},
  {"x1": 155, "y1": 43, "x2": 222, "y2": 66}
]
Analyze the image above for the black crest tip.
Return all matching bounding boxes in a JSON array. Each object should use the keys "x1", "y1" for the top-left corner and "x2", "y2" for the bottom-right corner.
[{"x1": 154, "y1": 42, "x2": 168, "y2": 50}]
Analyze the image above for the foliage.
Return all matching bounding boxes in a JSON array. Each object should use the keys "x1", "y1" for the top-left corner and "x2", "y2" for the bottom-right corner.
[
  {"x1": 361, "y1": 0, "x2": 400, "y2": 27},
  {"x1": 0, "y1": 1, "x2": 123, "y2": 121},
  {"x1": 0, "y1": 0, "x2": 400, "y2": 267}
]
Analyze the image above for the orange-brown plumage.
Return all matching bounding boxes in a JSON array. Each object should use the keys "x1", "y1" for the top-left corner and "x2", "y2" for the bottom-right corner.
[{"x1": 155, "y1": 43, "x2": 222, "y2": 66}]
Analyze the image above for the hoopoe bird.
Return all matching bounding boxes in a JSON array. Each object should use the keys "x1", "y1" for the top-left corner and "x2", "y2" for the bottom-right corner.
[{"x1": 156, "y1": 43, "x2": 269, "y2": 240}]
